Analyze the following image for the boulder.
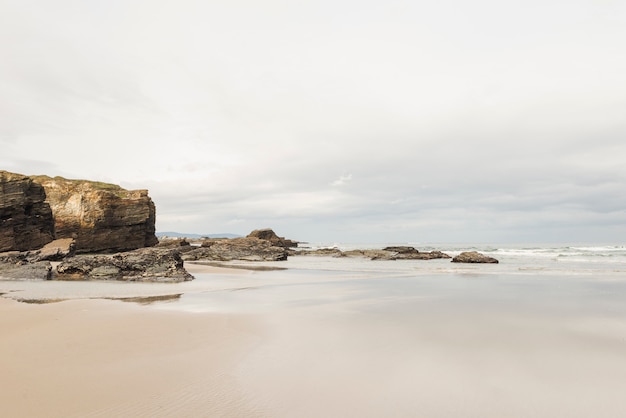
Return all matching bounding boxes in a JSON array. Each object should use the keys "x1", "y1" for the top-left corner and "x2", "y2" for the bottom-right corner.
[
  {"x1": 451, "y1": 251, "x2": 499, "y2": 264},
  {"x1": 247, "y1": 228, "x2": 298, "y2": 248},
  {"x1": 0, "y1": 171, "x2": 55, "y2": 252},
  {"x1": 183, "y1": 237, "x2": 288, "y2": 261},
  {"x1": 32, "y1": 238, "x2": 76, "y2": 261},
  {"x1": 56, "y1": 248, "x2": 193, "y2": 282},
  {"x1": 32, "y1": 175, "x2": 158, "y2": 253}
]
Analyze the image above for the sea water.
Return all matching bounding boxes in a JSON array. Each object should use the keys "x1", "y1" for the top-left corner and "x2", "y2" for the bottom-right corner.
[
  {"x1": 159, "y1": 242, "x2": 626, "y2": 313},
  {"x1": 180, "y1": 243, "x2": 626, "y2": 417}
]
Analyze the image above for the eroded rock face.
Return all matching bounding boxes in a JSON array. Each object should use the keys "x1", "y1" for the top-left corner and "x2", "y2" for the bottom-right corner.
[
  {"x1": 451, "y1": 251, "x2": 499, "y2": 264},
  {"x1": 33, "y1": 176, "x2": 158, "y2": 253},
  {"x1": 0, "y1": 171, "x2": 55, "y2": 252},
  {"x1": 184, "y1": 237, "x2": 288, "y2": 261},
  {"x1": 247, "y1": 228, "x2": 298, "y2": 248},
  {"x1": 56, "y1": 248, "x2": 193, "y2": 282}
]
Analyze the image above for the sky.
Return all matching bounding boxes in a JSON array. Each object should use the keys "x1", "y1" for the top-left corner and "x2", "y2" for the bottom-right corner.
[{"x1": 1, "y1": 0, "x2": 626, "y2": 243}]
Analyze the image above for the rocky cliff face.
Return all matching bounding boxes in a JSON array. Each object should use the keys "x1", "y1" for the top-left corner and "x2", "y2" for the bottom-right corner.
[
  {"x1": 0, "y1": 171, "x2": 55, "y2": 252},
  {"x1": 32, "y1": 175, "x2": 158, "y2": 253}
]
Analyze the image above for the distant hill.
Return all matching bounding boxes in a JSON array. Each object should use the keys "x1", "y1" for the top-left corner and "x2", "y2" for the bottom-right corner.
[{"x1": 156, "y1": 231, "x2": 242, "y2": 239}]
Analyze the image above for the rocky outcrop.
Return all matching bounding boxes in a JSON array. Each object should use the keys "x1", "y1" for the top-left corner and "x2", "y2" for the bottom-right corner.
[
  {"x1": 0, "y1": 260, "x2": 52, "y2": 280},
  {"x1": 451, "y1": 251, "x2": 499, "y2": 264},
  {"x1": 56, "y1": 248, "x2": 193, "y2": 282},
  {"x1": 33, "y1": 175, "x2": 158, "y2": 253},
  {"x1": 294, "y1": 246, "x2": 451, "y2": 260},
  {"x1": 155, "y1": 238, "x2": 194, "y2": 251},
  {"x1": 184, "y1": 237, "x2": 288, "y2": 261},
  {"x1": 247, "y1": 228, "x2": 298, "y2": 248},
  {"x1": 33, "y1": 238, "x2": 76, "y2": 261},
  {"x1": 0, "y1": 171, "x2": 55, "y2": 252},
  {"x1": 290, "y1": 247, "x2": 345, "y2": 257},
  {"x1": 380, "y1": 246, "x2": 451, "y2": 260},
  {"x1": 0, "y1": 251, "x2": 52, "y2": 280}
]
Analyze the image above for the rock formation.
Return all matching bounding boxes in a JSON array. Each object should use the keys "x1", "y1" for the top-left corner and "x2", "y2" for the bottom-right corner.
[
  {"x1": 247, "y1": 228, "x2": 298, "y2": 248},
  {"x1": 0, "y1": 251, "x2": 52, "y2": 280},
  {"x1": 33, "y1": 175, "x2": 158, "y2": 253},
  {"x1": 289, "y1": 247, "x2": 345, "y2": 257},
  {"x1": 0, "y1": 171, "x2": 55, "y2": 252},
  {"x1": 0, "y1": 171, "x2": 190, "y2": 281},
  {"x1": 379, "y1": 246, "x2": 451, "y2": 260},
  {"x1": 33, "y1": 238, "x2": 76, "y2": 261},
  {"x1": 294, "y1": 246, "x2": 451, "y2": 260},
  {"x1": 451, "y1": 251, "x2": 499, "y2": 264},
  {"x1": 56, "y1": 248, "x2": 192, "y2": 282},
  {"x1": 184, "y1": 237, "x2": 289, "y2": 261}
]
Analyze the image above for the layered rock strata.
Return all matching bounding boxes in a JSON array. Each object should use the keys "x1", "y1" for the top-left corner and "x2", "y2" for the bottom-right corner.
[
  {"x1": 0, "y1": 171, "x2": 55, "y2": 252},
  {"x1": 33, "y1": 175, "x2": 158, "y2": 253},
  {"x1": 184, "y1": 237, "x2": 289, "y2": 261},
  {"x1": 56, "y1": 248, "x2": 193, "y2": 282}
]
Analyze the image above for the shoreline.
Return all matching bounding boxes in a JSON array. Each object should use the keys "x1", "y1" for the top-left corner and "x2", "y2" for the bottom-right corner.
[{"x1": 3, "y1": 249, "x2": 626, "y2": 417}]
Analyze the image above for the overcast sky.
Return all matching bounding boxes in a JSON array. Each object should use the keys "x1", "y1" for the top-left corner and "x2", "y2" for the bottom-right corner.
[{"x1": 2, "y1": 0, "x2": 625, "y2": 243}]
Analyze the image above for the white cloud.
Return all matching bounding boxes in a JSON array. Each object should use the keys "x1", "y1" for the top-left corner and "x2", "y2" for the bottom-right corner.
[
  {"x1": 2, "y1": 0, "x2": 626, "y2": 242},
  {"x1": 331, "y1": 174, "x2": 353, "y2": 187}
]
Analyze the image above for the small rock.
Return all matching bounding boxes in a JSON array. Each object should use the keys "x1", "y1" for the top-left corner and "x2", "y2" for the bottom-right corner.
[{"x1": 451, "y1": 251, "x2": 499, "y2": 264}]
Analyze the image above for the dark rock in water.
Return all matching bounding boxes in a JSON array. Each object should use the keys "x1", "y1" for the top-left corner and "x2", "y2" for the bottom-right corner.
[
  {"x1": 0, "y1": 171, "x2": 55, "y2": 252},
  {"x1": 32, "y1": 175, "x2": 158, "y2": 254},
  {"x1": 291, "y1": 245, "x2": 451, "y2": 260},
  {"x1": 421, "y1": 251, "x2": 452, "y2": 260},
  {"x1": 56, "y1": 248, "x2": 193, "y2": 282},
  {"x1": 183, "y1": 237, "x2": 288, "y2": 261},
  {"x1": 247, "y1": 228, "x2": 298, "y2": 248},
  {"x1": 381, "y1": 246, "x2": 452, "y2": 260},
  {"x1": 294, "y1": 246, "x2": 450, "y2": 260},
  {"x1": 344, "y1": 249, "x2": 397, "y2": 260},
  {"x1": 451, "y1": 251, "x2": 499, "y2": 264},
  {"x1": 290, "y1": 247, "x2": 345, "y2": 257},
  {"x1": 382, "y1": 246, "x2": 419, "y2": 254}
]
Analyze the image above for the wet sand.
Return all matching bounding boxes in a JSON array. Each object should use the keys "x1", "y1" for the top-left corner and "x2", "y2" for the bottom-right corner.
[
  {"x1": 3, "y1": 261, "x2": 626, "y2": 417},
  {"x1": 0, "y1": 297, "x2": 263, "y2": 417}
]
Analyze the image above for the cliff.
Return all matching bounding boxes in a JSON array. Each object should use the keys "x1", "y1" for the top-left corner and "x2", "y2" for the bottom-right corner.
[
  {"x1": 0, "y1": 171, "x2": 55, "y2": 252},
  {"x1": 32, "y1": 175, "x2": 158, "y2": 253}
]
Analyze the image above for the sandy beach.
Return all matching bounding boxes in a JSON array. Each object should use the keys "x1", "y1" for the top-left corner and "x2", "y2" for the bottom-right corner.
[
  {"x1": 0, "y1": 266, "x2": 264, "y2": 417},
  {"x1": 3, "y1": 257, "x2": 626, "y2": 417}
]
